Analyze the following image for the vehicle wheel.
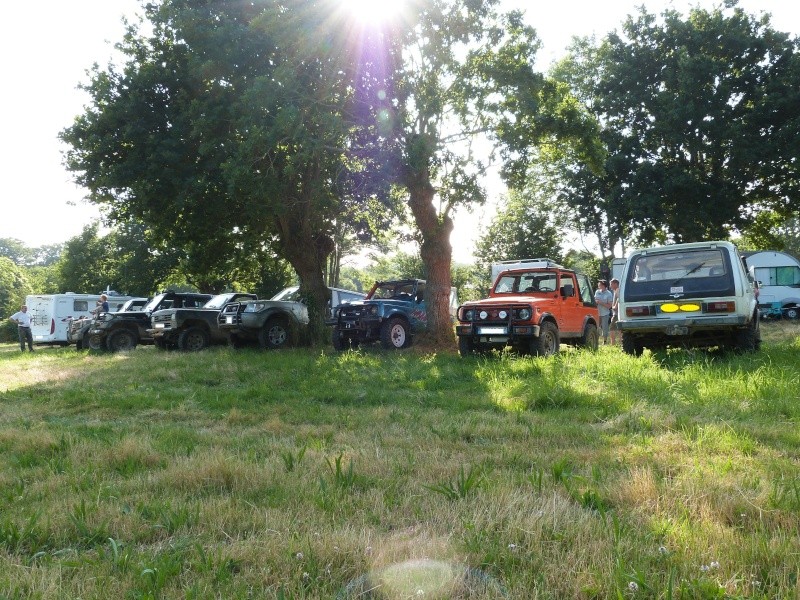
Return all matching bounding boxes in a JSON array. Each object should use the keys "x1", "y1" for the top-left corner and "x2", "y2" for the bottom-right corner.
[
  {"x1": 380, "y1": 317, "x2": 411, "y2": 350},
  {"x1": 621, "y1": 332, "x2": 644, "y2": 357},
  {"x1": 785, "y1": 306, "x2": 799, "y2": 320},
  {"x1": 458, "y1": 335, "x2": 474, "y2": 357},
  {"x1": 734, "y1": 313, "x2": 761, "y2": 353},
  {"x1": 258, "y1": 317, "x2": 291, "y2": 350},
  {"x1": 531, "y1": 321, "x2": 559, "y2": 356},
  {"x1": 178, "y1": 327, "x2": 210, "y2": 352},
  {"x1": 106, "y1": 329, "x2": 137, "y2": 352},
  {"x1": 580, "y1": 323, "x2": 599, "y2": 351},
  {"x1": 86, "y1": 333, "x2": 105, "y2": 351}
]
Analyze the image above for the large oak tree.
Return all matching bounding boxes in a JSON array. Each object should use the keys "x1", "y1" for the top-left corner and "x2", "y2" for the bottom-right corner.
[{"x1": 61, "y1": 0, "x2": 393, "y2": 341}]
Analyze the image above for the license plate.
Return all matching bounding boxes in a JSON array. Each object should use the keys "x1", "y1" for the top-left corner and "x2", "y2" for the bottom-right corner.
[
  {"x1": 155, "y1": 323, "x2": 166, "y2": 328},
  {"x1": 478, "y1": 326, "x2": 507, "y2": 335},
  {"x1": 666, "y1": 325, "x2": 689, "y2": 336},
  {"x1": 226, "y1": 316, "x2": 234, "y2": 324}
]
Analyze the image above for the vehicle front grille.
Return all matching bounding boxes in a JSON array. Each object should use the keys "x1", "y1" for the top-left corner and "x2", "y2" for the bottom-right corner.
[
  {"x1": 339, "y1": 306, "x2": 366, "y2": 319},
  {"x1": 219, "y1": 304, "x2": 243, "y2": 326}
]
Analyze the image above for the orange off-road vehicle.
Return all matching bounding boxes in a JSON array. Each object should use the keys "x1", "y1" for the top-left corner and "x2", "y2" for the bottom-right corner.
[{"x1": 456, "y1": 259, "x2": 600, "y2": 357}]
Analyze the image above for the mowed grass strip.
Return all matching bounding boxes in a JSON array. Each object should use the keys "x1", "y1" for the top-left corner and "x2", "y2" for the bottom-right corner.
[{"x1": 0, "y1": 322, "x2": 799, "y2": 599}]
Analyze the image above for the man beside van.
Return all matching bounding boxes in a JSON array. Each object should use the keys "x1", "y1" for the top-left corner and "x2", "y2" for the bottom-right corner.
[{"x1": 9, "y1": 304, "x2": 34, "y2": 352}]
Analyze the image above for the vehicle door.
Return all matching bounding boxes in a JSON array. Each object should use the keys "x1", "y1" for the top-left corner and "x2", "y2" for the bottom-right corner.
[
  {"x1": 557, "y1": 272, "x2": 584, "y2": 336},
  {"x1": 408, "y1": 282, "x2": 428, "y2": 330}
]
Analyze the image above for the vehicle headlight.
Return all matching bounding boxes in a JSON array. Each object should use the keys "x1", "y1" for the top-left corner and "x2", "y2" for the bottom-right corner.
[
  {"x1": 368, "y1": 305, "x2": 379, "y2": 316},
  {"x1": 517, "y1": 308, "x2": 531, "y2": 320},
  {"x1": 498, "y1": 310, "x2": 508, "y2": 319},
  {"x1": 479, "y1": 310, "x2": 488, "y2": 320},
  {"x1": 244, "y1": 303, "x2": 265, "y2": 313},
  {"x1": 463, "y1": 309, "x2": 474, "y2": 321}
]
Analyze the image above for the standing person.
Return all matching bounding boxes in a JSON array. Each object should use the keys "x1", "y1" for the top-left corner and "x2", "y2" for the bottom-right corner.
[
  {"x1": 93, "y1": 294, "x2": 110, "y2": 316},
  {"x1": 594, "y1": 279, "x2": 613, "y2": 344},
  {"x1": 609, "y1": 278, "x2": 620, "y2": 345},
  {"x1": 9, "y1": 304, "x2": 35, "y2": 352}
]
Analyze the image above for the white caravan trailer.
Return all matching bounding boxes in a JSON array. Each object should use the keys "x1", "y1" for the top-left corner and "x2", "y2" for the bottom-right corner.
[
  {"x1": 25, "y1": 293, "x2": 134, "y2": 345},
  {"x1": 742, "y1": 250, "x2": 800, "y2": 319}
]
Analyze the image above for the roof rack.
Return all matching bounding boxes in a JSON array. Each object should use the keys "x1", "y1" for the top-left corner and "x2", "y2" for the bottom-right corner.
[{"x1": 493, "y1": 258, "x2": 566, "y2": 270}]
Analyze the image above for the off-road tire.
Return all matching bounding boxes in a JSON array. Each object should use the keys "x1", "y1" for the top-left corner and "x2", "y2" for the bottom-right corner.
[
  {"x1": 86, "y1": 333, "x2": 105, "y2": 351},
  {"x1": 531, "y1": 321, "x2": 560, "y2": 356},
  {"x1": 621, "y1": 332, "x2": 644, "y2": 357},
  {"x1": 458, "y1": 335, "x2": 475, "y2": 357},
  {"x1": 380, "y1": 317, "x2": 411, "y2": 350},
  {"x1": 178, "y1": 326, "x2": 210, "y2": 352},
  {"x1": 580, "y1": 323, "x2": 599, "y2": 351},
  {"x1": 106, "y1": 329, "x2": 137, "y2": 352},
  {"x1": 785, "y1": 306, "x2": 799, "y2": 320},
  {"x1": 258, "y1": 317, "x2": 291, "y2": 350}
]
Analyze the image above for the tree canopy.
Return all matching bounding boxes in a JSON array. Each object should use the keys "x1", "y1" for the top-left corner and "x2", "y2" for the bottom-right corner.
[
  {"x1": 61, "y1": 0, "x2": 396, "y2": 340},
  {"x1": 551, "y1": 3, "x2": 800, "y2": 254}
]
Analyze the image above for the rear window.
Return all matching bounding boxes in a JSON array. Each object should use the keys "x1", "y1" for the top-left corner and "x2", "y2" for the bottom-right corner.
[{"x1": 624, "y1": 248, "x2": 735, "y2": 301}]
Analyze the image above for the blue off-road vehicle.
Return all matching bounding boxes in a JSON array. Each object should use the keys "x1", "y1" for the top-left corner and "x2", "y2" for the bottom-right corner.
[{"x1": 329, "y1": 279, "x2": 457, "y2": 351}]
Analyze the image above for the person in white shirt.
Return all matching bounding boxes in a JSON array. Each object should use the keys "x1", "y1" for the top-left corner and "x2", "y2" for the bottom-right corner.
[
  {"x1": 594, "y1": 280, "x2": 614, "y2": 344},
  {"x1": 9, "y1": 304, "x2": 34, "y2": 352}
]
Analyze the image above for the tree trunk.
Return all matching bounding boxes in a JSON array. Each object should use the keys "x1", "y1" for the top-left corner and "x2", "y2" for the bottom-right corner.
[
  {"x1": 275, "y1": 215, "x2": 332, "y2": 347},
  {"x1": 407, "y1": 177, "x2": 455, "y2": 348}
]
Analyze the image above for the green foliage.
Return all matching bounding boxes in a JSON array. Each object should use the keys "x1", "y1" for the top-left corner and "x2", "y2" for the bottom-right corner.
[
  {"x1": 474, "y1": 187, "x2": 565, "y2": 293},
  {"x1": 0, "y1": 256, "x2": 31, "y2": 342},
  {"x1": 425, "y1": 465, "x2": 484, "y2": 501},
  {"x1": 552, "y1": 4, "x2": 800, "y2": 250}
]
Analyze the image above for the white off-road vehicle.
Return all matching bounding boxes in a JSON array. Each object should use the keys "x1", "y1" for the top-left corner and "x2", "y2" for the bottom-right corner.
[{"x1": 617, "y1": 241, "x2": 760, "y2": 355}]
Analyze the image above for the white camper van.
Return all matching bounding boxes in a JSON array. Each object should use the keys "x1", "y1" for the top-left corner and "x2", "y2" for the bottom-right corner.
[
  {"x1": 25, "y1": 293, "x2": 134, "y2": 346},
  {"x1": 742, "y1": 251, "x2": 800, "y2": 319}
]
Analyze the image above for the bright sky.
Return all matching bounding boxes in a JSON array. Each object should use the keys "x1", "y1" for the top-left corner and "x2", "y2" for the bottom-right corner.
[{"x1": 1, "y1": 0, "x2": 797, "y2": 262}]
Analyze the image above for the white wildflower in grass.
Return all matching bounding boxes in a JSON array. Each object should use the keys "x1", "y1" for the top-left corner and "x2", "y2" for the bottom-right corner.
[
  {"x1": 700, "y1": 564, "x2": 710, "y2": 573},
  {"x1": 295, "y1": 552, "x2": 304, "y2": 560},
  {"x1": 365, "y1": 546, "x2": 373, "y2": 556},
  {"x1": 302, "y1": 572, "x2": 310, "y2": 582},
  {"x1": 710, "y1": 561, "x2": 720, "y2": 569},
  {"x1": 658, "y1": 546, "x2": 668, "y2": 556},
  {"x1": 628, "y1": 581, "x2": 639, "y2": 592},
  {"x1": 416, "y1": 589, "x2": 425, "y2": 596},
  {"x1": 508, "y1": 543, "x2": 518, "y2": 551}
]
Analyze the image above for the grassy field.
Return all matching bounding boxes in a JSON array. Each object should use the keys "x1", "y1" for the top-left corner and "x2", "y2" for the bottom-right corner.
[{"x1": 1, "y1": 321, "x2": 799, "y2": 599}]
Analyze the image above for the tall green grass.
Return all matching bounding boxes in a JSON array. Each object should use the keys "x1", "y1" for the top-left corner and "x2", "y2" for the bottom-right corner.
[{"x1": 0, "y1": 322, "x2": 799, "y2": 598}]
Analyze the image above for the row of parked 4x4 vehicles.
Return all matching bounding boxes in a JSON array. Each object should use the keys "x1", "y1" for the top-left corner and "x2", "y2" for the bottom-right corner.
[{"x1": 69, "y1": 241, "x2": 761, "y2": 357}]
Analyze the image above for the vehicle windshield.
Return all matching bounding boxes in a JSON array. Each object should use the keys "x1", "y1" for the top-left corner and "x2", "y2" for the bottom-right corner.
[
  {"x1": 271, "y1": 287, "x2": 301, "y2": 302},
  {"x1": 203, "y1": 294, "x2": 237, "y2": 310},
  {"x1": 143, "y1": 294, "x2": 168, "y2": 313},
  {"x1": 369, "y1": 281, "x2": 420, "y2": 300},
  {"x1": 494, "y1": 271, "x2": 559, "y2": 294}
]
